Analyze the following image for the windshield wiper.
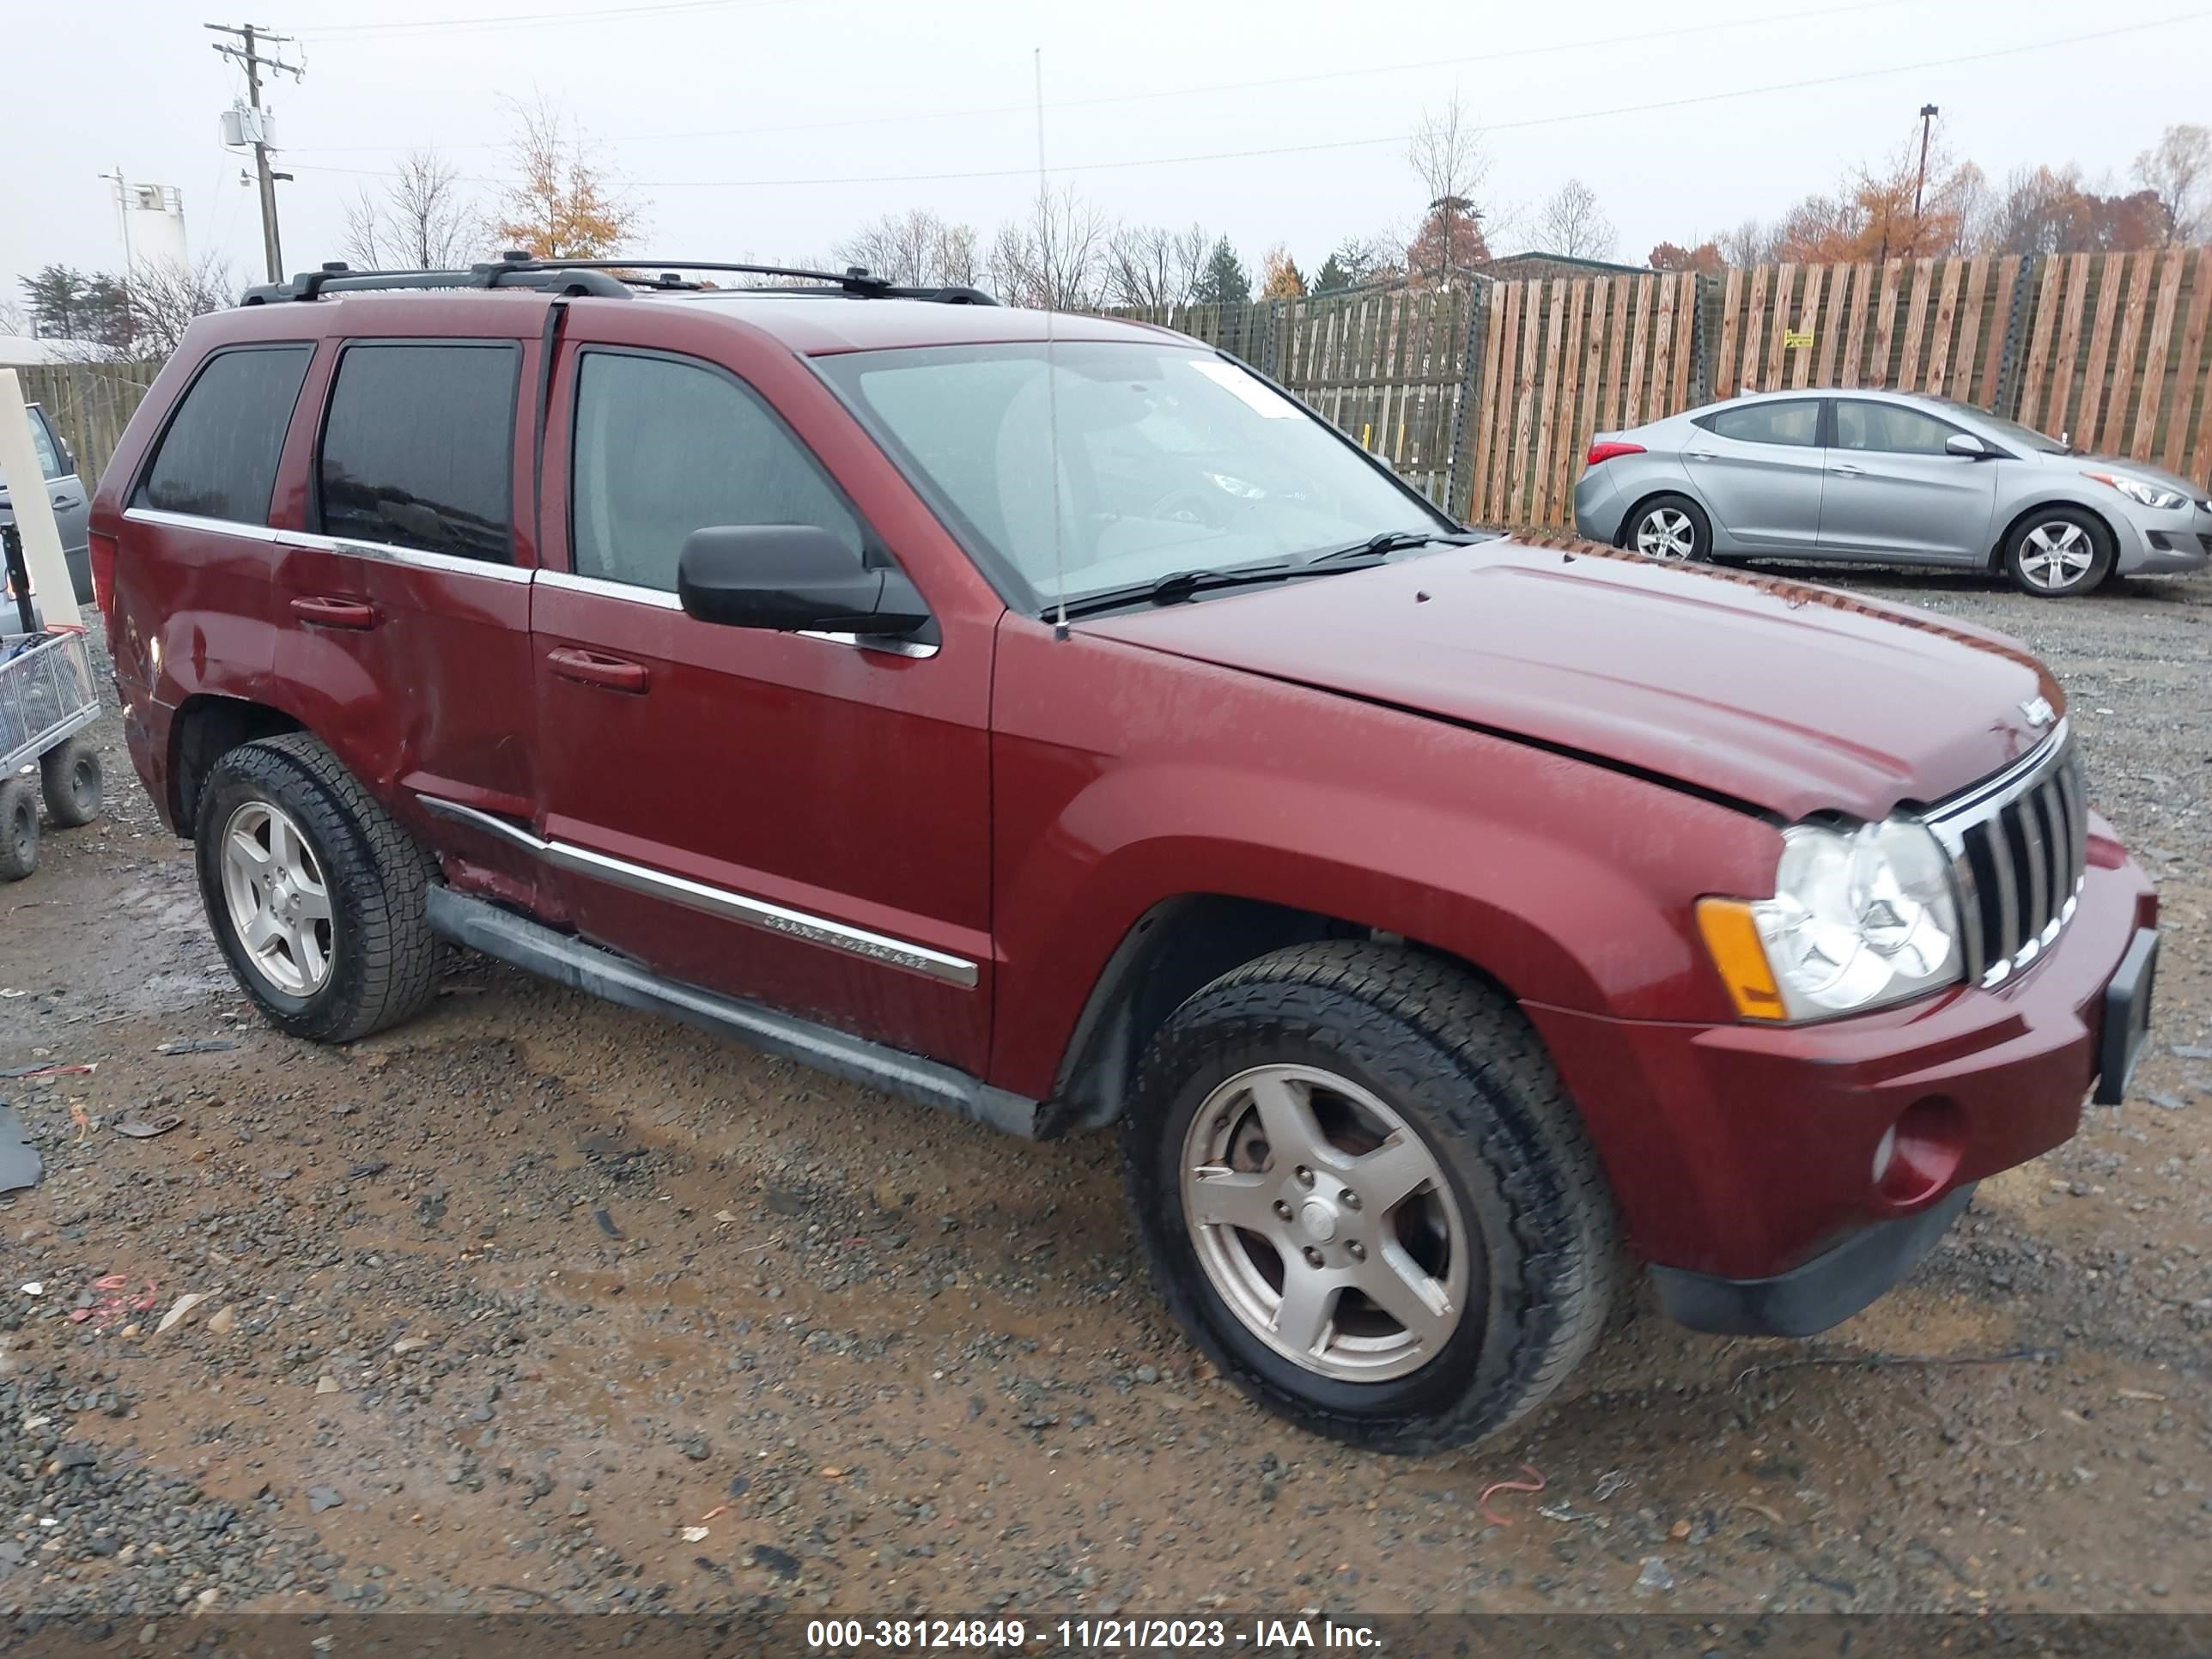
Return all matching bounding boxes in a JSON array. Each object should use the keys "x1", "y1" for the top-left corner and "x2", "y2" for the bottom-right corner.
[
  {"x1": 1054, "y1": 562, "x2": 1298, "y2": 620},
  {"x1": 1305, "y1": 527, "x2": 1485, "y2": 565}
]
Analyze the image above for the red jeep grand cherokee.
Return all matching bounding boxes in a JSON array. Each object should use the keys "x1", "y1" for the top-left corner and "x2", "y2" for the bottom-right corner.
[{"x1": 92, "y1": 258, "x2": 2159, "y2": 1451}]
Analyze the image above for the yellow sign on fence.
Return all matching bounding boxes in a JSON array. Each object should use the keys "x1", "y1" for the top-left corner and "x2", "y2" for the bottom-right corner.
[{"x1": 1783, "y1": 330, "x2": 1815, "y2": 349}]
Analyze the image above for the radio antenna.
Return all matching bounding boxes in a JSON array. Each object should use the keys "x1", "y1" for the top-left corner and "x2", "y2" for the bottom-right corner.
[{"x1": 1035, "y1": 46, "x2": 1068, "y2": 641}]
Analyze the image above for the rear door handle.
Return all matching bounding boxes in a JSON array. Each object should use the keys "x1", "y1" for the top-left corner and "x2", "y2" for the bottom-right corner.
[
  {"x1": 546, "y1": 646, "x2": 650, "y2": 693},
  {"x1": 1686, "y1": 450, "x2": 1720, "y2": 462},
  {"x1": 1830, "y1": 463, "x2": 1868, "y2": 477},
  {"x1": 51, "y1": 495, "x2": 81, "y2": 509},
  {"x1": 289, "y1": 595, "x2": 379, "y2": 629}
]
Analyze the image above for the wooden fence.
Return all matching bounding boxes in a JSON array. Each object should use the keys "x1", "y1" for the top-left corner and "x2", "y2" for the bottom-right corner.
[
  {"x1": 13, "y1": 360, "x2": 160, "y2": 491},
  {"x1": 16, "y1": 251, "x2": 2212, "y2": 532},
  {"x1": 1144, "y1": 246, "x2": 2212, "y2": 530}
]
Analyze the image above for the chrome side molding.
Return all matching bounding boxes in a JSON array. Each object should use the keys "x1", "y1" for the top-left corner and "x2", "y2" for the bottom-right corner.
[{"x1": 417, "y1": 795, "x2": 978, "y2": 988}]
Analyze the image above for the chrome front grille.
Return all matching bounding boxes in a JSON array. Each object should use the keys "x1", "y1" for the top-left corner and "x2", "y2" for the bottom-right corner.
[{"x1": 1923, "y1": 725, "x2": 2087, "y2": 989}]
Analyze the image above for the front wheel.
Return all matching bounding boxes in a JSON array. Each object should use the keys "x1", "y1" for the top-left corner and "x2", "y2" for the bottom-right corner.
[
  {"x1": 1121, "y1": 942, "x2": 1622, "y2": 1453},
  {"x1": 2004, "y1": 507, "x2": 2113, "y2": 597},
  {"x1": 1624, "y1": 494, "x2": 1712, "y2": 563}
]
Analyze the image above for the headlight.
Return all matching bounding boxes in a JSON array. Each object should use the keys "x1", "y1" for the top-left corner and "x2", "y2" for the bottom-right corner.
[
  {"x1": 1698, "y1": 820, "x2": 1961, "y2": 1022},
  {"x1": 2086, "y1": 471, "x2": 2189, "y2": 511}
]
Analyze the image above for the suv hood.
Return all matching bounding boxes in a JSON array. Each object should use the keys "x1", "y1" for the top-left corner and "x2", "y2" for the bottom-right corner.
[{"x1": 1081, "y1": 540, "x2": 2065, "y2": 822}]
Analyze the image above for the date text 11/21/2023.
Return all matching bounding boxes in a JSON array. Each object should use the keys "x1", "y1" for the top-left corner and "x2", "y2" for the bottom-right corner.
[{"x1": 803, "y1": 1617, "x2": 1384, "y2": 1651}]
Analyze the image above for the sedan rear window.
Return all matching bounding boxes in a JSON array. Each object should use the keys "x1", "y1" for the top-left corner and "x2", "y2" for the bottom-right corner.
[{"x1": 1699, "y1": 400, "x2": 1820, "y2": 447}]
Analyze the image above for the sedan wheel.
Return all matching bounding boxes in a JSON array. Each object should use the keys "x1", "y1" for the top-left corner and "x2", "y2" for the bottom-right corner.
[
  {"x1": 1632, "y1": 502, "x2": 1704, "y2": 561},
  {"x1": 2016, "y1": 521, "x2": 2094, "y2": 591},
  {"x1": 1181, "y1": 1063, "x2": 1472, "y2": 1383}
]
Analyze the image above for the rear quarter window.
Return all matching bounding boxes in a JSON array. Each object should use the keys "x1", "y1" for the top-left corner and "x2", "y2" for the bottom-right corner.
[{"x1": 133, "y1": 344, "x2": 314, "y2": 524}]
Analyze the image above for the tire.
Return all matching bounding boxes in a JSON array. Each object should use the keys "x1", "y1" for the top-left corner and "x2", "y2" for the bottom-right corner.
[
  {"x1": 0, "y1": 776, "x2": 38, "y2": 881},
  {"x1": 2003, "y1": 507, "x2": 2113, "y2": 597},
  {"x1": 192, "y1": 732, "x2": 438, "y2": 1043},
  {"x1": 1622, "y1": 493, "x2": 1713, "y2": 563},
  {"x1": 1121, "y1": 941, "x2": 1623, "y2": 1453},
  {"x1": 40, "y1": 737, "x2": 101, "y2": 829}
]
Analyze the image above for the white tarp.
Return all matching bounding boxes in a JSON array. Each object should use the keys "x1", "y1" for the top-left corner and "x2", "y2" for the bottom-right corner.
[{"x1": 0, "y1": 368, "x2": 82, "y2": 628}]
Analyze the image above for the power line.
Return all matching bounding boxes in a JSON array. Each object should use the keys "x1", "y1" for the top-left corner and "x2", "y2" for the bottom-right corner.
[
  {"x1": 283, "y1": 8, "x2": 2212, "y2": 195},
  {"x1": 299, "y1": 0, "x2": 802, "y2": 39},
  {"x1": 288, "y1": 0, "x2": 1906, "y2": 154}
]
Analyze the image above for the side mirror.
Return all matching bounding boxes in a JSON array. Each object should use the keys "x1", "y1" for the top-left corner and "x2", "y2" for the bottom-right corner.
[
  {"x1": 1945, "y1": 432, "x2": 1990, "y2": 459},
  {"x1": 676, "y1": 524, "x2": 929, "y2": 636}
]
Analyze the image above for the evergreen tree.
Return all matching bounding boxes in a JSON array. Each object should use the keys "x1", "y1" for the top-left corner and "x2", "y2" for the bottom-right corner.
[{"x1": 1192, "y1": 237, "x2": 1250, "y2": 305}]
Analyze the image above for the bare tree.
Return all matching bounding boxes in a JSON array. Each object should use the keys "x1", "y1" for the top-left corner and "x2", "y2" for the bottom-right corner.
[
  {"x1": 988, "y1": 185, "x2": 1110, "y2": 309},
  {"x1": 835, "y1": 210, "x2": 982, "y2": 289},
  {"x1": 121, "y1": 255, "x2": 236, "y2": 360},
  {"x1": 342, "y1": 150, "x2": 485, "y2": 270},
  {"x1": 492, "y1": 94, "x2": 646, "y2": 259},
  {"x1": 1102, "y1": 222, "x2": 1210, "y2": 308},
  {"x1": 2134, "y1": 123, "x2": 2212, "y2": 244},
  {"x1": 1534, "y1": 179, "x2": 1617, "y2": 260},
  {"x1": 1405, "y1": 94, "x2": 1492, "y2": 283},
  {"x1": 1717, "y1": 217, "x2": 1781, "y2": 267}
]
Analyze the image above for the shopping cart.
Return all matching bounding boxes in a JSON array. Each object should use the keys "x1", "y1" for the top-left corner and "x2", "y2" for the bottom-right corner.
[{"x1": 1, "y1": 523, "x2": 104, "y2": 880}]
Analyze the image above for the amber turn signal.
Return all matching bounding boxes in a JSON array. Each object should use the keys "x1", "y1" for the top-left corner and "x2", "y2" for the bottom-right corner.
[{"x1": 1696, "y1": 897, "x2": 1786, "y2": 1020}]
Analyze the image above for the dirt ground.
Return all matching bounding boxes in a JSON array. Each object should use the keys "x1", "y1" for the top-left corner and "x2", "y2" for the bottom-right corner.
[{"x1": 2, "y1": 565, "x2": 2207, "y2": 1632}]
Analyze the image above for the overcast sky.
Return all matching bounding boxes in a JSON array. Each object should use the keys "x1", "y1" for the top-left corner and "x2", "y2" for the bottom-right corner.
[{"x1": 5, "y1": 0, "x2": 2209, "y2": 303}]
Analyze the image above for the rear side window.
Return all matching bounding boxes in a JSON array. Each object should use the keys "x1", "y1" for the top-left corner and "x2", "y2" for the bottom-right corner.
[
  {"x1": 318, "y1": 343, "x2": 519, "y2": 562},
  {"x1": 569, "y1": 349, "x2": 863, "y2": 592},
  {"x1": 1701, "y1": 399, "x2": 1820, "y2": 447},
  {"x1": 134, "y1": 345, "x2": 313, "y2": 524}
]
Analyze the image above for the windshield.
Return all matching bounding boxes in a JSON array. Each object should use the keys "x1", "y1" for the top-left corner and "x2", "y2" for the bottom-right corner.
[
  {"x1": 817, "y1": 341, "x2": 1451, "y2": 609},
  {"x1": 1923, "y1": 396, "x2": 2072, "y2": 454}
]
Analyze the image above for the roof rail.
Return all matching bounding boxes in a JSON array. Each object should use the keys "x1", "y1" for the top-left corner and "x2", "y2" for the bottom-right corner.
[
  {"x1": 240, "y1": 257, "x2": 635, "y2": 305},
  {"x1": 499, "y1": 258, "x2": 997, "y2": 305},
  {"x1": 240, "y1": 253, "x2": 997, "y2": 307}
]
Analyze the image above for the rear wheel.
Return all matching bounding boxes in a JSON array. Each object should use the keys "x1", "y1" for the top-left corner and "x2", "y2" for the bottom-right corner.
[
  {"x1": 40, "y1": 737, "x2": 101, "y2": 829},
  {"x1": 194, "y1": 733, "x2": 438, "y2": 1042},
  {"x1": 1121, "y1": 942, "x2": 1622, "y2": 1453},
  {"x1": 1624, "y1": 494, "x2": 1712, "y2": 563},
  {"x1": 0, "y1": 777, "x2": 39, "y2": 881},
  {"x1": 2004, "y1": 507, "x2": 2113, "y2": 597}
]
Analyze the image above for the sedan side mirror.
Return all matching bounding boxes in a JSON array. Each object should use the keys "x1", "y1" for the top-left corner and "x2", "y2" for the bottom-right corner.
[
  {"x1": 677, "y1": 524, "x2": 930, "y2": 636},
  {"x1": 1945, "y1": 432, "x2": 1990, "y2": 459}
]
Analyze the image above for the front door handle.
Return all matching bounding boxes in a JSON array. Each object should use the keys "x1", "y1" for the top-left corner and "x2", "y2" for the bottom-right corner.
[
  {"x1": 547, "y1": 646, "x2": 650, "y2": 693},
  {"x1": 1830, "y1": 462, "x2": 1868, "y2": 477},
  {"x1": 290, "y1": 595, "x2": 379, "y2": 629}
]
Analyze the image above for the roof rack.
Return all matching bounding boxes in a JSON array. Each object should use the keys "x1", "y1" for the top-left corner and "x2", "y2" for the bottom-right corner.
[{"x1": 240, "y1": 252, "x2": 997, "y2": 307}]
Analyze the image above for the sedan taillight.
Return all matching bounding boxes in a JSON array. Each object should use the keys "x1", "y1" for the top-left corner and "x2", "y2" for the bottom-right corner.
[{"x1": 1586, "y1": 441, "x2": 1645, "y2": 465}]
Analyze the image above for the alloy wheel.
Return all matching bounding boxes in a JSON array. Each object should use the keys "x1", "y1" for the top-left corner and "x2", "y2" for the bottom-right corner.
[
  {"x1": 2017, "y1": 520, "x2": 2095, "y2": 591},
  {"x1": 1635, "y1": 507, "x2": 1698, "y2": 560},
  {"x1": 219, "y1": 800, "x2": 335, "y2": 997},
  {"x1": 1180, "y1": 1064, "x2": 1474, "y2": 1382}
]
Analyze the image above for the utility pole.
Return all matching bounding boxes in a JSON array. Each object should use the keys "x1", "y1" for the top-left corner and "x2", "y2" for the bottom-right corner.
[
  {"x1": 1912, "y1": 103, "x2": 1940, "y2": 222},
  {"x1": 208, "y1": 22, "x2": 303, "y2": 284}
]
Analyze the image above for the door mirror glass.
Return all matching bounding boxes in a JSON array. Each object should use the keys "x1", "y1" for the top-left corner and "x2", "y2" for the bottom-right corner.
[
  {"x1": 1945, "y1": 432, "x2": 1989, "y2": 459},
  {"x1": 677, "y1": 524, "x2": 929, "y2": 635}
]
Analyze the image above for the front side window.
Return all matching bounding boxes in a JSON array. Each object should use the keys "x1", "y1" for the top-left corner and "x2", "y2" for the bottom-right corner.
[
  {"x1": 27, "y1": 411, "x2": 63, "y2": 480},
  {"x1": 816, "y1": 341, "x2": 1450, "y2": 609},
  {"x1": 1703, "y1": 400, "x2": 1820, "y2": 447},
  {"x1": 319, "y1": 343, "x2": 518, "y2": 562},
  {"x1": 134, "y1": 345, "x2": 313, "y2": 524},
  {"x1": 569, "y1": 349, "x2": 863, "y2": 592},
  {"x1": 1835, "y1": 401, "x2": 1959, "y2": 457}
]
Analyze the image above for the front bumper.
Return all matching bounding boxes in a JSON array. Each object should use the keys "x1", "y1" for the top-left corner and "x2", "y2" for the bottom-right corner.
[
  {"x1": 1526, "y1": 838, "x2": 2158, "y2": 1288},
  {"x1": 2109, "y1": 497, "x2": 2211, "y2": 576}
]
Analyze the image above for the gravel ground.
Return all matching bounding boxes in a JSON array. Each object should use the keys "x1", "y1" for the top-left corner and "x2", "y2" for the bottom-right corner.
[{"x1": 1, "y1": 566, "x2": 2206, "y2": 1635}]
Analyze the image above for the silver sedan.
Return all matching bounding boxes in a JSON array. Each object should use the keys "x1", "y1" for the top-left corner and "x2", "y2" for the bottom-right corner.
[{"x1": 1572, "y1": 388, "x2": 2211, "y2": 597}]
